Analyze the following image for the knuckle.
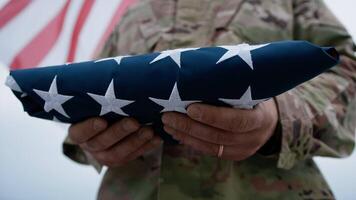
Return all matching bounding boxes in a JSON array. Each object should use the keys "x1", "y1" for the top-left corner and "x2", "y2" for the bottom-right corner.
[
  {"x1": 180, "y1": 120, "x2": 192, "y2": 133},
  {"x1": 232, "y1": 116, "x2": 249, "y2": 132}
]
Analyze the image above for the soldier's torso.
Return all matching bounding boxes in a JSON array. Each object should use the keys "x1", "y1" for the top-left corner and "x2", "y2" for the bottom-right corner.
[
  {"x1": 97, "y1": 0, "x2": 334, "y2": 199},
  {"x1": 113, "y1": 0, "x2": 295, "y2": 53}
]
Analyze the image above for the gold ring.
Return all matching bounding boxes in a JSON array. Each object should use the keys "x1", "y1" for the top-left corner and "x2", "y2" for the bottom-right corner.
[{"x1": 217, "y1": 145, "x2": 224, "y2": 158}]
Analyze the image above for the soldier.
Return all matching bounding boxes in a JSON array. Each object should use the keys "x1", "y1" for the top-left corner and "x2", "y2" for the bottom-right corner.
[{"x1": 64, "y1": 0, "x2": 356, "y2": 199}]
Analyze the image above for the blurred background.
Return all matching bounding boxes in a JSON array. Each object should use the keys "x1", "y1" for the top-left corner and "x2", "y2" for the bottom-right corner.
[{"x1": 0, "y1": 0, "x2": 355, "y2": 199}]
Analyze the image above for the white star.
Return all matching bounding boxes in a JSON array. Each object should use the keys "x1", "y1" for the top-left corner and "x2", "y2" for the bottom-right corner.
[
  {"x1": 150, "y1": 48, "x2": 198, "y2": 68},
  {"x1": 5, "y1": 75, "x2": 27, "y2": 97},
  {"x1": 219, "y1": 86, "x2": 268, "y2": 109},
  {"x1": 94, "y1": 55, "x2": 130, "y2": 65},
  {"x1": 87, "y1": 79, "x2": 134, "y2": 116},
  {"x1": 217, "y1": 43, "x2": 269, "y2": 69},
  {"x1": 33, "y1": 76, "x2": 73, "y2": 118},
  {"x1": 149, "y1": 83, "x2": 199, "y2": 113}
]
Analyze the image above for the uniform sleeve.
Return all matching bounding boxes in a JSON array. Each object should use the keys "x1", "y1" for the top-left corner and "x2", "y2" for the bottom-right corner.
[
  {"x1": 62, "y1": 28, "x2": 121, "y2": 172},
  {"x1": 276, "y1": 0, "x2": 356, "y2": 169}
]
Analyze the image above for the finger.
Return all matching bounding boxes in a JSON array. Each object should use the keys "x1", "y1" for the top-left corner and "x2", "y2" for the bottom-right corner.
[
  {"x1": 92, "y1": 127, "x2": 154, "y2": 166},
  {"x1": 164, "y1": 126, "x2": 255, "y2": 161},
  {"x1": 125, "y1": 136, "x2": 162, "y2": 162},
  {"x1": 187, "y1": 103, "x2": 263, "y2": 133},
  {"x1": 83, "y1": 118, "x2": 140, "y2": 152},
  {"x1": 162, "y1": 112, "x2": 236, "y2": 145},
  {"x1": 164, "y1": 125, "x2": 218, "y2": 156},
  {"x1": 162, "y1": 112, "x2": 260, "y2": 146},
  {"x1": 68, "y1": 117, "x2": 107, "y2": 144}
]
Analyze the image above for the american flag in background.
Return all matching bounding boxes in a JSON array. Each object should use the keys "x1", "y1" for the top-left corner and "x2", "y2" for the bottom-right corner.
[{"x1": 0, "y1": 0, "x2": 136, "y2": 69}]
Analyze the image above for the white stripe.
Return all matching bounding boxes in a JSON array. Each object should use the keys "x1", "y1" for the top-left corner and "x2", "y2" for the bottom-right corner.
[
  {"x1": 0, "y1": 1, "x2": 65, "y2": 66},
  {"x1": 74, "y1": 0, "x2": 122, "y2": 61},
  {"x1": 39, "y1": 0, "x2": 84, "y2": 66},
  {"x1": 0, "y1": 0, "x2": 9, "y2": 10}
]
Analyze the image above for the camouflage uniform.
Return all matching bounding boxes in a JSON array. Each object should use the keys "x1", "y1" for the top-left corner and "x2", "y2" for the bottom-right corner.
[{"x1": 63, "y1": 0, "x2": 356, "y2": 199}]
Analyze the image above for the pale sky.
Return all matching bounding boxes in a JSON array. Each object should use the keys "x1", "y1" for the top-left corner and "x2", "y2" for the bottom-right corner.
[{"x1": 0, "y1": 1, "x2": 355, "y2": 200}]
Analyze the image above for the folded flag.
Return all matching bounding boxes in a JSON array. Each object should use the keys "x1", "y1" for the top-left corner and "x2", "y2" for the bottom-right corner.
[{"x1": 5, "y1": 40, "x2": 339, "y2": 143}]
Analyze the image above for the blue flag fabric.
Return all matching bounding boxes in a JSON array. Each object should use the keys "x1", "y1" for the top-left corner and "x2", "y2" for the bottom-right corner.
[{"x1": 6, "y1": 40, "x2": 339, "y2": 143}]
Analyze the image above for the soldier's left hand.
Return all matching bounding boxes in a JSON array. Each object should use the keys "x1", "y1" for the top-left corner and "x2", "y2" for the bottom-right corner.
[{"x1": 162, "y1": 99, "x2": 278, "y2": 160}]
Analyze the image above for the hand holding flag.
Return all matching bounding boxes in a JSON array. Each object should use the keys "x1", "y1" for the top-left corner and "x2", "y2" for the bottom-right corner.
[{"x1": 5, "y1": 40, "x2": 339, "y2": 143}]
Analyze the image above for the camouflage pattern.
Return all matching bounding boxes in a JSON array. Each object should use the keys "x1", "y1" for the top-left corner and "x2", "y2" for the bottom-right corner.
[{"x1": 63, "y1": 0, "x2": 356, "y2": 199}]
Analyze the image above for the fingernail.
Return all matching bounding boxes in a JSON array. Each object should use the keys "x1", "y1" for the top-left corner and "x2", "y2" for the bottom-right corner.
[
  {"x1": 93, "y1": 119, "x2": 106, "y2": 131},
  {"x1": 123, "y1": 119, "x2": 137, "y2": 131},
  {"x1": 188, "y1": 105, "x2": 201, "y2": 119}
]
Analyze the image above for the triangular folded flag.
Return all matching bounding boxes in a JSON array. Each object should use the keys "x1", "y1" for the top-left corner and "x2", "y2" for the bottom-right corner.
[{"x1": 6, "y1": 40, "x2": 339, "y2": 143}]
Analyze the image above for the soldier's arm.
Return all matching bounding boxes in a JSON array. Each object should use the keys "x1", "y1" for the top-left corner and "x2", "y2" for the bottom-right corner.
[{"x1": 275, "y1": 0, "x2": 356, "y2": 169}]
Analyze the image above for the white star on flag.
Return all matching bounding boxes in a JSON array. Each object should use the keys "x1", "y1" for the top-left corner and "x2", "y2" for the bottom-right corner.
[
  {"x1": 219, "y1": 86, "x2": 268, "y2": 109},
  {"x1": 150, "y1": 48, "x2": 198, "y2": 68},
  {"x1": 33, "y1": 76, "x2": 73, "y2": 118},
  {"x1": 149, "y1": 83, "x2": 200, "y2": 113},
  {"x1": 5, "y1": 75, "x2": 27, "y2": 97},
  {"x1": 217, "y1": 43, "x2": 269, "y2": 69},
  {"x1": 87, "y1": 79, "x2": 134, "y2": 116},
  {"x1": 94, "y1": 55, "x2": 130, "y2": 65}
]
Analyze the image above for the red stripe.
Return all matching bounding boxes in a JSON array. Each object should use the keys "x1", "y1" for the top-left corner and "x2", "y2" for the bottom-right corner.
[
  {"x1": 10, "y1": 1, "x2": 71, "y2": 69},
  {"x1": 92, "y1": 0, "x2": 137, "y2": 58},
  {"x1": 66, "y1": 0, "x2": 95, "y2": 62},
  {"x1": 0, "y1": 0, "x2": 32, "y2": 29}
]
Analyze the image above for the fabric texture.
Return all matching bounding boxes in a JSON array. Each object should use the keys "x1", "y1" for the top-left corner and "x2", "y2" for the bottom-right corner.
[
  {"x1": 7, "y1": 41, "x2": 339, "y2": 145},
  {"x1": 61, "y1": 0, "x2": 356, "y2": 199}
]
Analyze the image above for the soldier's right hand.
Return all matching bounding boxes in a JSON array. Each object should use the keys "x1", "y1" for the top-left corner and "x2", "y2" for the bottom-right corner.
[{"x1": 68, "y1": 117, "x2": 161, "y2": 167}]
